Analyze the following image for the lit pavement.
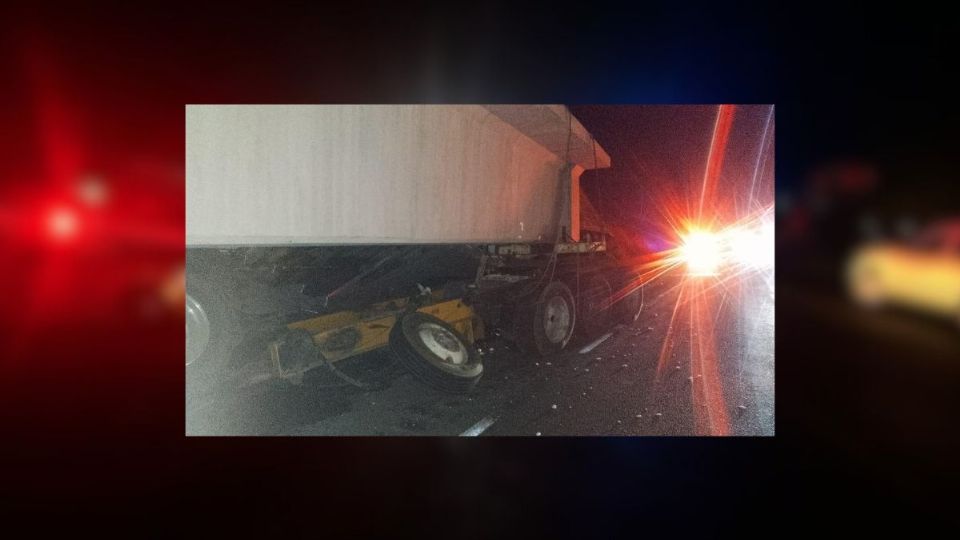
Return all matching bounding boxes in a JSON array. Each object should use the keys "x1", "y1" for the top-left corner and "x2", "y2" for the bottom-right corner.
[{"x1": 186, "y1": 270, "x2": 775, "y2": 436}]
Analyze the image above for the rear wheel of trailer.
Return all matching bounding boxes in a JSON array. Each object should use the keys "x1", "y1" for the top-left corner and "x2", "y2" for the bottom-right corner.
[{"x1": 185, "y1": 280, "x2": 242, "y2": 395}]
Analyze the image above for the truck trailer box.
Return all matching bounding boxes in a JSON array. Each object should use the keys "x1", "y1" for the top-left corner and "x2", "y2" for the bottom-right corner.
[{"x1": 186, "y1": 105, "x2": 610, "y2": 246}]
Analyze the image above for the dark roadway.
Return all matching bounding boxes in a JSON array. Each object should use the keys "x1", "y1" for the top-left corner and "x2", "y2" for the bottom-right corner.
[
  {"x1": 776, "y1": 254, "x2": 960, "y2": 496},
  {"x1": 186, "y1": 268, "x2": 775, "y2": 436}
]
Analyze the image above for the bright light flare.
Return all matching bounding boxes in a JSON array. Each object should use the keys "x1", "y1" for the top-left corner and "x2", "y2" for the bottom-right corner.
[
  {"x1": 76, "y1": 175, "x2": 109, "y2": 207},
  {"x1": 680, "y1": 230, "x2": 723, "y2": 276},
  {"x1": 725, "y1": 221, "x2": 774, "y2": 270},
  {"x1": 46, "y1": 206, "x2": 79, "y2": 241},
  {"x1": 677, "y1": 213, "x2": 774, "y2": 277}
]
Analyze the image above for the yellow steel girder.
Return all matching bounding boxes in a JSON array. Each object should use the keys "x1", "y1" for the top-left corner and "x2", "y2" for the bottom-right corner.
[{"x1": 285, "y1": 293, "x2": 483, "y2": 363}]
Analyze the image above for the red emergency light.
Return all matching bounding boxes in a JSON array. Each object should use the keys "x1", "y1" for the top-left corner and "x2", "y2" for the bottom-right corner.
[{"x1": 45, "y1": 205, "x2": 80, "y2": 242}]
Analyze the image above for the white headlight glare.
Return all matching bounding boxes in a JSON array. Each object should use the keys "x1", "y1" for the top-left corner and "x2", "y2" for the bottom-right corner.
[{"x1": 681, "y1": 230, "x2": 723, "y2": 276}]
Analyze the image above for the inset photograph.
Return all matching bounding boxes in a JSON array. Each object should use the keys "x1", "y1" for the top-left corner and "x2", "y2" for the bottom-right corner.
[{"x1": 186, "y1": 105, "x2": 774, "y2": 436}]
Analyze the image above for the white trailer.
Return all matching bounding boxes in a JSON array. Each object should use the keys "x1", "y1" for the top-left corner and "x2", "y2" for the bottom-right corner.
[{"x1": 186, "y1": 105, "x2": 610, "y2": 246}]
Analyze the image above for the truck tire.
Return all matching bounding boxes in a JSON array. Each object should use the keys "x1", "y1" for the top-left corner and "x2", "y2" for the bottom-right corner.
[
  {"x1": 389, "y1": 312, "x2": 483, "y2": 393},
  {"x1": 579, "y1": 274, "x2": 614, "y2": 336},
  {"x1": 515, "y1": 280, "x2": 577, "y2": 356},
  {"x1": 186, "y1": 280, "x2": 240, "y2": 392}
]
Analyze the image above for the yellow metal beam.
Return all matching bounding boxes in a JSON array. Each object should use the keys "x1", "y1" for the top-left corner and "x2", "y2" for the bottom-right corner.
[{"x1": 285, "y1": 293, "x2": 483, "y2": 363}]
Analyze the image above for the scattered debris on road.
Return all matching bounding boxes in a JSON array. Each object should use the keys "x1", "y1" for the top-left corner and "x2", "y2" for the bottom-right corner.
[
  {"x1": 460, "y1": 416, "x2": 496, "y2": 436},
  {"x1": 579, "y1": 332, "x2": 614, "y2": 354}
]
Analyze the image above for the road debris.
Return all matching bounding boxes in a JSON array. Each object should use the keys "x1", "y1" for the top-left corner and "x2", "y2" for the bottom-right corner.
[
  {"x1": 460, "y1": 416, "x2": 496, "y2": 436},
  {"x1": 579, "y1": 332, "x2": 614, "y2": 353}
]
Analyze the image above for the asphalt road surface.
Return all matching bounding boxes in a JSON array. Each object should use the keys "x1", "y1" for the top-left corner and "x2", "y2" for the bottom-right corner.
[
  {"x1": 776, "y1": 254, "x2": 960, "y2": 488},
  {"x1": 186, "y1": 270, "x2": 775, "y2": 436}
]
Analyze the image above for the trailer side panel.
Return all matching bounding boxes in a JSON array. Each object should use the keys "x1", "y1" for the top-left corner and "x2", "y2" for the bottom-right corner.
[{"x1": 187, "y1": 105, "x2": 606, "y2": 246}]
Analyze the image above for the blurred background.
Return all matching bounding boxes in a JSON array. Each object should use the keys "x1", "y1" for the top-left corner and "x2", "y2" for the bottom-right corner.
[
  {"x1": 0, "y1": 2, "x2": 957, "y2": 532},
  {"x1": 775, "y1": 101, "x2": 960, "y2": 520}
]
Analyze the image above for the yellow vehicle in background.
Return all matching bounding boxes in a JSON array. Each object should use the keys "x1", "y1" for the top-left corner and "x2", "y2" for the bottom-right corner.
[{"x1": 848, "y1": 220, "x2": 960, "y2": 326}]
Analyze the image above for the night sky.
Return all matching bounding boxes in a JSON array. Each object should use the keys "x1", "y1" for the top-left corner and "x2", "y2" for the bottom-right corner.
[{"x1": 572, "y1": 105, "x2": 775, "y2": 246}]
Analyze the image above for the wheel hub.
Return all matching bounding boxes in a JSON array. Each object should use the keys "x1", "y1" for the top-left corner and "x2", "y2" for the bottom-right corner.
[
  {"x1": 543, "y1": 296, "x2": 572, "y2": 343},
  {"x1": 418, "y1": 322, "x2": 466, "y2": 365}
]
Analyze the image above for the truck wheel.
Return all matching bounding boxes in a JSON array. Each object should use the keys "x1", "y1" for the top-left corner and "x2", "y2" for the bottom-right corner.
[
  {"x1": 516, "y1": 280, "x2": 577, "y2": 356},
  {"x1": 389, "y1": 312, "x2": 483, "y2": 393},
  {"x1": 186, "y1": 281, "x2": 239, "y2": 391},
  {"x1": 580, "y1": 274, "x2": 613, "y2": 336},
  {"x1": 186, "y1": 291, "x2": 211, "y2": 367}
]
